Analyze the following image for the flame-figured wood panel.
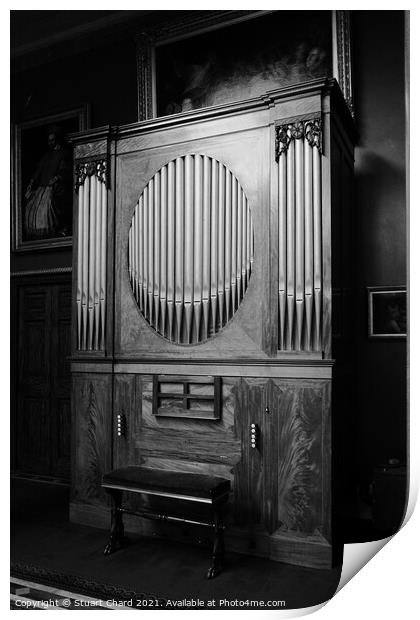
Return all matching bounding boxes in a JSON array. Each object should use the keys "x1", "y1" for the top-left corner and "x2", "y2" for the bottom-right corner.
[
  {"x1": 233, "y1": 378, "x2": 267, "y2": 529},
  {"x1": 128, "y1": 155, "x2": 254, "y2": 344},
  {"x1": 71, "y1": 374, "x2": 112, "y2": 507},
  {"x1": 233, "y1": 377, "x2": 330, "y2": 538},
  {"x1": 138, "y1": 376, "x2": 241, "y2": 464},
  {"x1": 112, "y1": 374, "x2": 239, "y2": 523},
  {"x1": 271, "y1": 378, "x2": 330, "y2": 537}
]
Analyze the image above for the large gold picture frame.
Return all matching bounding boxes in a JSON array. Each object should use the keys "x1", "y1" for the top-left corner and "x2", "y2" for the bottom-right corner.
[{"x1": 136, "y1": 10, "x2": 353, "y2": 121}]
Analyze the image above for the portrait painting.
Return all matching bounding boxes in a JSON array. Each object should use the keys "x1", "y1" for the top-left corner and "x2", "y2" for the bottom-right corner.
[
  {"x1": 155, "y1": 12, "x2": 332, "y2": 117},
  {"x1": 12, "y1": 106, "x2": 89, "y2": 251},
  {"x1": 368, "y1": 287, "x2": 407, "y2": 339},
  {"x1": 136, "y1": 10, "x2": 351, "y2": 121}
]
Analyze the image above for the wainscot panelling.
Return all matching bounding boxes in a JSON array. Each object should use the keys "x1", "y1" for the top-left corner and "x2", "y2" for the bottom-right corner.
[{"x1": 13, "y1": 276, "x2": 72, "y2": 479}]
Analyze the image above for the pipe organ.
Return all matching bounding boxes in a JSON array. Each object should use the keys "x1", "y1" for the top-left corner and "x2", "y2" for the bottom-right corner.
[{"x1": 70, "y1": 78, "x2": 355, "y2": 569}]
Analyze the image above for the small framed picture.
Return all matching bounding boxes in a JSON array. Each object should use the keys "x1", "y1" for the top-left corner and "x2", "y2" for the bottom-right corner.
[
  {"x1": 11, "y1": 105, "x2": 89, "y2": 252},
  {"x1": 367, "y1": 286, "x2": 407, "y2": 339}
]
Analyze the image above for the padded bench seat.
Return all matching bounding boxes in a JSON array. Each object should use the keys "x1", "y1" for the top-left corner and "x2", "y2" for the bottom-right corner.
[
  {"x1": 101, "y1": 467, "x2": 230, "y2": 578},
  {"x1": 102, "y1": 466, "x2": 230, "y2": 502}
]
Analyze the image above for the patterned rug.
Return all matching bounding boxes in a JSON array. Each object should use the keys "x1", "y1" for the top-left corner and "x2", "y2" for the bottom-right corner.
[{"x1": 11, "y1": 562, "x2": 166, "y2": 610}]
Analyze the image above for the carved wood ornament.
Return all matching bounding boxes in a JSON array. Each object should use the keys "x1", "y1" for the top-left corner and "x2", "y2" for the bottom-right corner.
[
  {"x1": 75, "y1": 159, "x2": 108, "y2": 192},
  {"x1": 275, "y1": 118, "x2": 322, "y2": 161}
]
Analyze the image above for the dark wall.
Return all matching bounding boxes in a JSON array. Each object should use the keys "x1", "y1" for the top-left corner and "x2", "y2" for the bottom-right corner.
[
  {"x1": 11, "y1": 34, "x2": 138, "y2": 273},
  {"x1": 352, "y1": 11, "x2": 407, "y2": 486}
]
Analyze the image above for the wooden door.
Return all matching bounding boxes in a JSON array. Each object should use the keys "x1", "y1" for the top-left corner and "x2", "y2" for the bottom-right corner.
[
  {"x1": 234, "y1": 377, "x2": 329, "y2": 540},
  {"x1": 14, "y1": 279, "x2": 71, "y2": 479}
]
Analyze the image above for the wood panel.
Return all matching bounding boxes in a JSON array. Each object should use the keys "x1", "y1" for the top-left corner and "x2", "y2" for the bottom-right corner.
[
  {"x1": 113, "y1": 374, "x2": 142, "y2": 470},
  {"x1": 69, "y1": 501, "x2": 332, "y2": 569},
  {"x1": 271, "y1": 378, "x2": 330, "y2": 536},
  {"x1": 115, "y1": 127, "x2": 270, "y2": 359},
  {"x1": 51, "y1": 286, "x2": 72, "y2": 477},
  {"x1": 233, "y1": 378, "x2": 267, "y2": 530},
  {"x1": 15, "y1": 281, "x2": 71, "y2": 478},
  {"x1": 139, "y1": 376, "x2": 241, "y2": 465},
  {"x1": 18, "y1": 399, "x2": 50, "y2": 475},
  {"x1": 111, "y1": 373, "x2": 241, "y2": 524},
  {"x1": 71, "y1": 373, "x2": 112, "y2": 507}
]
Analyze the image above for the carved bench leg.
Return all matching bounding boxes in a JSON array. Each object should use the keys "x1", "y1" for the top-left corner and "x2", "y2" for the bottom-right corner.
[
  {"x1": 207, "y1": 508, "x2": 225, "y2": 579},
  {"x1": 104, "y1": 489, "x2": 125, "y2": 555}
]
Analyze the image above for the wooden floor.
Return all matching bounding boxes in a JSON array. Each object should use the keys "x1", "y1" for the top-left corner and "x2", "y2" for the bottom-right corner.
[{"x1": 11, "y1": 477, "x2": 342, "y2": 610}]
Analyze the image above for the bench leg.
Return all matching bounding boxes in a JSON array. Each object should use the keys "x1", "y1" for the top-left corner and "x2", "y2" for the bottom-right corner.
[
  {"x1": 104, "y1": 489, "x2": 125, "y2": 555},
  {"x1": 207, "y1": 509, "x2": 225, "y2": 579}
]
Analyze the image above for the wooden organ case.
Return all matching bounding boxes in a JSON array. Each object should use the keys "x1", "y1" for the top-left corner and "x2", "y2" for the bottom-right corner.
[{"x1": 70, "y1": 78, "x2": 355, "y2": 569}]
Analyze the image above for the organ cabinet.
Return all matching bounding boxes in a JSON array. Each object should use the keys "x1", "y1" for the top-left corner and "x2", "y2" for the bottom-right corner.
[{"x1": 70, "y1": 78, "x2": 355, "y2": 569}]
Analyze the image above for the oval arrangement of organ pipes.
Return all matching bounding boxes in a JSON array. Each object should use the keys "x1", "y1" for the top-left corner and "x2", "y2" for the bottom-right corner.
[{"x1": 128, "y1": 154, "x2": 254, "y2": 344}]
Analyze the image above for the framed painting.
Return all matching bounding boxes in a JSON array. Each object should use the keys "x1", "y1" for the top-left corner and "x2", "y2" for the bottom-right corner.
[
  {"x1": 136, "y1": 10, "x2": 353, "y2": 120},
  {"x1": 368, "y1": 287, "x2": 407, "y2": 339},
  {"x1": 12, "y1": 105, "x2": 89, "y2": 252}
]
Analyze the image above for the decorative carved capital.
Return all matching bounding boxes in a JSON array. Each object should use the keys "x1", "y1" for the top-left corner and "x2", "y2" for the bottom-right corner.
[
  {"x1": 304, "y1": 118, "x2": 322, "y2": 151},
  {"x1": 275, "y1": 118, "x2": 322, "y2": 161},
  {"x1": 75, "y1": 159, "x2": 107, "y2": 191}
]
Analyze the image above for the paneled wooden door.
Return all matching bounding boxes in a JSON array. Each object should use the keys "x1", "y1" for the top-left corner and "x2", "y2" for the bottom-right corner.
[{"x1": 13, "y1": 278, "x2": 72, "y2": 479}]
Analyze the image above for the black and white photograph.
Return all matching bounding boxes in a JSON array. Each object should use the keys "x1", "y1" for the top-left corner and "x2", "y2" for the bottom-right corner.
[{"x1": 9, "y1": 8, "x2": 410, "y2": 615}]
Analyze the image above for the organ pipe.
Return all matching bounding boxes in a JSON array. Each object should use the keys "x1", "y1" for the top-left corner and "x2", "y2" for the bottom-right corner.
[
  {"x1": 276, "y1": 118, "x2": 323, "y2": 352},
  {"x1": 75, "y1": 160, "x2": 108, "y2": 352},
  {"x1": 128, "y1": 154, "x2": 254, "y2": 344}
]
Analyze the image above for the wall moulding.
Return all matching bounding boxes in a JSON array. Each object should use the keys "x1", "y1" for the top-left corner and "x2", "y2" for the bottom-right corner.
[
  {"x1": 136, "y1": 10, "x2": 353, "y2": 122},
  {"x1": 11, "y1": 267, "x2": 72, "y2": 278}
]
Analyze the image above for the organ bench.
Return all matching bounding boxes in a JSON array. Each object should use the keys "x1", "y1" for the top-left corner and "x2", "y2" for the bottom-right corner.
[{"x1": 102, "y1": 467, "x2": 230, "y2": 578}]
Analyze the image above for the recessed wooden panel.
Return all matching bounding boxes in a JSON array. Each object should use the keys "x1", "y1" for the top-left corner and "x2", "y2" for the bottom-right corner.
[
  {"x1": 233, "y1": 378, "x2": 267, "y2": 529},
  {"x1": 71, "y1": 374, "x2": 112, "y2": 506},
  {"x1": 17, "y1": 398, "x2": 50, "y2": 474},
  {"x1": 15, "y1": 282, "x2": 71, "y2": 478},
  {"x1": 271, "y1": 379, "x2": 328, "y2": 535},
  {"x1": 115, "y1": 126, "x2": 269, "y2": 359}
]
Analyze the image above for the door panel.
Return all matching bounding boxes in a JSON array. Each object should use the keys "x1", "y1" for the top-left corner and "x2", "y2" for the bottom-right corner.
[
  {"x1": 271, "y1": 379, "x2": 327, "y2": 536},
  {"x1": 234, "y1": 378, "x2": 268, "y2": 532},
  {"x1": 15, "y1": 280, "x2": 71, "y2": 478}
]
